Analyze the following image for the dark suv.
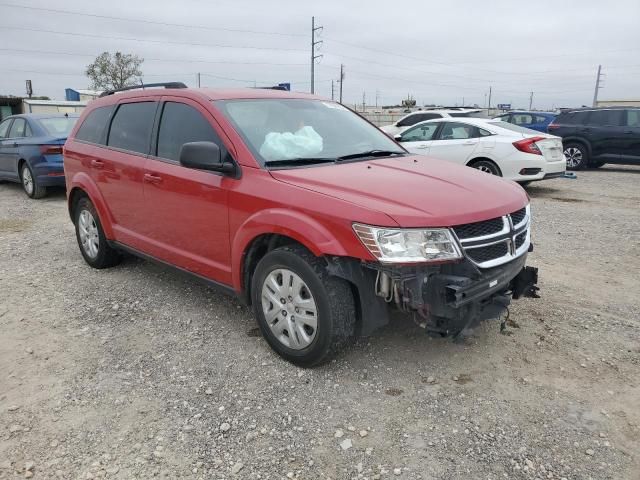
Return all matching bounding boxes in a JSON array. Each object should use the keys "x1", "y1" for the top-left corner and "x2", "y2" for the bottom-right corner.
[{"x1": 548, "y1": 107, "x2": 640, "y2": 169}]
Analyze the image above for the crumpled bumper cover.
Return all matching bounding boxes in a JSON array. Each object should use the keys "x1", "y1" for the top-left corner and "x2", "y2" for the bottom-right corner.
[{"x1": 327, "y1": 251, "x2": 539, "y2": 337}]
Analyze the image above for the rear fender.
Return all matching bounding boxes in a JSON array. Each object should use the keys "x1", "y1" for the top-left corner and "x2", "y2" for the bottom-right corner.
[
  {"x1": 231, "y1": 209, "x2": 350, "y2": 292},
  {"x1": 67, "y1": 172, "x2": 115, "y2": 238}
]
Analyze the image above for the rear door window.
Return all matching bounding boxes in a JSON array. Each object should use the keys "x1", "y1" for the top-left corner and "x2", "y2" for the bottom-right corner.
[
  {"x1": 75, "y1": 106, "x2": 114, "y2": 145},
  {"x1": 8, "y1": 118, "x2": 26, "y2": 138},
  {"x1": 437, "y1": 122, "x2": 476, "y2": 140},
  {"x1": 156, "y1": 102, "x2": 223, "y2": 162},
  {"x1": 512, "y1": 114, "x2": 533, "y2": 125},
  {"x1": 586, "y1": 110, "x2": 624, "y2": 126},
  {"x1": 107, "y1": 102, "x2": 157, "y2": 154}
]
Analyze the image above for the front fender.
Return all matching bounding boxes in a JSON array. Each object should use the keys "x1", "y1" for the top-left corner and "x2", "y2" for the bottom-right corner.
[
  {"x1": 68, "y1": 172, "x2": 115, "y2": 239},
  {"x1": 231, "y1": 208, "x2": 352, "y2": 291}
]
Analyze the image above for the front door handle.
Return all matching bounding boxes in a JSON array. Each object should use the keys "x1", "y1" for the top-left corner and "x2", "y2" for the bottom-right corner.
[
  {"x1": 90, "y1": 159, "x2": 104, "y2": 169},
  {"x1": 415, "y1": 145, "x2": 429, "y2": 149},
  {"x1": 463, "y1": 140, "x2": 477, "y2": 145},
  {"x1": 143, "y1": 173, "x2": 163, "y2": 184}
]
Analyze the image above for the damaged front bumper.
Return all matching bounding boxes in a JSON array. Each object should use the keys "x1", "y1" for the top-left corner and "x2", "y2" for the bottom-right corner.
[{"x1": 327, "y1": 252, "x2": 539, "y2": 337}]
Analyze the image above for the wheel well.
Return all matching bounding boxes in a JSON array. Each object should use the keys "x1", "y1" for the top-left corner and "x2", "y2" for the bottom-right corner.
[
  {"x1": 68, "y1": 187, "x2": 88, "y2": 221},
  {"x1": 563, "y1": 138, "x2": 591, "y2": 155},
  {"x1": 241, "y1": 234, "x2": 306, "y2": 305},
  {"x1": 17, "y1": 159, "x2": 26, "y2": 176},
  {"x1": 467, "y1": 157, "x2": 502, "y2": 176}
]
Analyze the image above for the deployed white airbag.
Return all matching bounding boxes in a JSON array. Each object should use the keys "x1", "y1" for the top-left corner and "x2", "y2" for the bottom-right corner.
[{"x1": 259, "y1": 126, "x2": 323, "y2": 161}]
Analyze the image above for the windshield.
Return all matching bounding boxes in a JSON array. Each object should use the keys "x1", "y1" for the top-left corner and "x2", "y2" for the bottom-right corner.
[
  {"x1": 214, "y1": 99, "x2": 405, "y2": 166},
  {"x1": 38, "y1": 117, "x2": 78, "y2": 136}
]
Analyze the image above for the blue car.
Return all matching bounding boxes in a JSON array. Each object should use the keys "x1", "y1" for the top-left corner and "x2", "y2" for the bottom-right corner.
[
  {"x1": 0, "y1": 113, "x2": 79, "y2": 198},
  {"x1": 494, "y1": 111, "x2": 557, "y2": 133}
]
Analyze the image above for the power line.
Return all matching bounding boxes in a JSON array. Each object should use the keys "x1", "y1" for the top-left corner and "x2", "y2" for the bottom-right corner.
[
  {"x1": 0, "y1": 48, "x2": 307, "y2": 66},
  {"x1": 0, "y1": 25, "x2": 308, "y2": 53},
  {"x1": 0, "y1": 2, "x2": 307, "y2": 37}
]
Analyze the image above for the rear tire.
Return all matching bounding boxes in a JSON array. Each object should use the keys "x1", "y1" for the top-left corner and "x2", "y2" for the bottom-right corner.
[
  {"x1": 469, "y1": 159, "x2": 501, "y2": 176},
  {"x1": 251, "y1": 245, "x2": 356, "y2": 367},
  {"x1": 20, "y1": 163, "x2": 47, "y2": 199},
  {"x1": 74, "y1": 196, "x2": 121, "y2": 269},
  {"x1": 563, "y1": 143, "x2": 589, "y2": 170}
]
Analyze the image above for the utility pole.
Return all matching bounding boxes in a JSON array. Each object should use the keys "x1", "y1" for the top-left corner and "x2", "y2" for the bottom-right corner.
[
  {"x1": 487, "y1": 86, "x2": 492, "y2": 115},
  {"x1": 362, "y1": 91, "x2": 366, "y2": 111},
  {"x1": 592, "y1": 65, "x2": 603, "y2": 107},
  {"x1": 529, "y1": 91, "x2": 533, "y2": 110},
  {"x1": 310, "y1": 16, "x2": 323, "y2": 94},
  {"x1": 375, "y1": 90, "x2": 380, "y2": 108},
  {"x1": 197, "y1": 72, "x2": 201, "y2": 88},
  {"x1": 339, "y1": 64, "x2": 345, "y2": 104},
  {"x1": 331, "y1": 80, "x2": 335, "y2": 101}
]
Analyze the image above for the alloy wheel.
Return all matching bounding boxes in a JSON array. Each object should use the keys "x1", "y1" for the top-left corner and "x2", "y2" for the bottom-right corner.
[
  {"x1": 564, "y1": 147, "x2": 583, "y2": 168},
  {"x1": 78, "y1": 209, "x2": 100, "y2": 259},
  {"x1": 261, "y1": 268, "x2": 318, "y2": 350},
  {"x1": 21, "y1": 166, "x2": 34, "y2": 195}
]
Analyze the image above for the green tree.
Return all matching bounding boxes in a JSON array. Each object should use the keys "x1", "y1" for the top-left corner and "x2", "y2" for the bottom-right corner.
[{"x1": 86, "y1": 52, "x2": 144, "y2": 91}]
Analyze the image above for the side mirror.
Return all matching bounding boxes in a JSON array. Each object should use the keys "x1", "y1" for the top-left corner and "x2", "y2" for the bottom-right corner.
[
  {"x1": 179, "y1": 141, "x2": 234, "y2": 174},
  {"x1": 394, "y1": 134, "x2": 403, "y2": 142}
]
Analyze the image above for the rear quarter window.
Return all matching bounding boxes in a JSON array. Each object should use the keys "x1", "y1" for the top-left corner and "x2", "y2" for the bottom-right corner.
[
  {"x1": 75, "y1": 106, "x2": 114, "y2": 145},
  {"x1": 557, "y1": 111, "x2": 589, "y2": 125},
  {"x1": 107, "y1": 102, "x2": 157, "y2": 154}
]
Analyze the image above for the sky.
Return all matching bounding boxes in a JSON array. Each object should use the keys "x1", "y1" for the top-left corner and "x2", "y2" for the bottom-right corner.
[{"x1": 1, "y1": 0, "x2": 639, "y2": 110}]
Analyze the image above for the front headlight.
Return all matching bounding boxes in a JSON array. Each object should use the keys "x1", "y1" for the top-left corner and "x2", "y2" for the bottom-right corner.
[{"x1": 353, "y1": 223, "x2": 463, "y2": 264}]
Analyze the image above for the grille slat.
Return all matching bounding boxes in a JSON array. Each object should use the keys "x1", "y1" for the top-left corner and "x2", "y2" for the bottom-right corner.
[
  {"x1": 510, "y1": 207, "x2": 527, "y2": 226},
  {"x1": 515, "y1": 231, "x2": 527, "y2": 249},
  {"x1": 453, "y1": 217, "x2": 504, "y2": 240},
  {"x1": 466, "y1": 242, "x2": 509, "y2": 264}
]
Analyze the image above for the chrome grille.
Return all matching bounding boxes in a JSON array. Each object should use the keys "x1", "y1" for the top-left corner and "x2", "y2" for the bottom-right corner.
[{"x1": 453, "y1": 205, "x2": 531, "y2": 268}]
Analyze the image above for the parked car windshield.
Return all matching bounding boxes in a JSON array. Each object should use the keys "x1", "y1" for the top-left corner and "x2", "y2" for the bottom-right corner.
[
  {"x1": 38, "y1": 116, "x2": 79, "y2": 136},
  {"x1": 215, "y1": 98, "x2": 405, "y2": 166}
]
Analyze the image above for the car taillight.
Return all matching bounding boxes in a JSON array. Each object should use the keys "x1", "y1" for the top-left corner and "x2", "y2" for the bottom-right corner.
[
  {"x1": 40, "y1": 145, "x2": 63, "y2": 155},
  {"x1": 513, "y1": 137, "x2": 544, "y2": 155},
  {"x1": 547, "y1": 123, "x2": 560, "y2": 131}
]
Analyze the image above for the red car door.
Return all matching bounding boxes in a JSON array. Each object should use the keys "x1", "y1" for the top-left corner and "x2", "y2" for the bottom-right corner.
[
  {"x1": 95, "y1": 99, "x2": 158, "y2": 250},
  {"x1": 141, "y1": 98, "x2": 233, "y2": 284}
]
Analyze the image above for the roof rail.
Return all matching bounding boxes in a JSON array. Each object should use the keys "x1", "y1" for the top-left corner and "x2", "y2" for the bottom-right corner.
[{"x1": 99, "y1": 82, "x2": 188, "y2": 98}]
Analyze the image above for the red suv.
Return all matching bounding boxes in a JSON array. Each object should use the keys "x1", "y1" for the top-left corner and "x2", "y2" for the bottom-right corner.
[{"x1": 64, "y1": 83, "x2": 539, "y2": 366}]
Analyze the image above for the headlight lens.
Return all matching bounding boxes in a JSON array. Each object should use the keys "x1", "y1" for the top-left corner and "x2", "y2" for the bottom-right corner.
[{"x1": 353, "y1": 224, "x2": 462, "y2": 263}]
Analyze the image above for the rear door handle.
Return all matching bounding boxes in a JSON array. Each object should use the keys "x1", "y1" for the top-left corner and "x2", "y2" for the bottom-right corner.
[
  {"x1": 90, "y1": 159, "x2": 104, "y2": 169},
  {"x1": 143, "y1": 173, "x2": 163, "y2": 184}
]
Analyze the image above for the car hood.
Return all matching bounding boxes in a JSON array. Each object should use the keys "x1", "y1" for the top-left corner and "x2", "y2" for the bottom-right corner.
[{"x1": 269, "y1": 156, "x2": 529, "y2": 228}]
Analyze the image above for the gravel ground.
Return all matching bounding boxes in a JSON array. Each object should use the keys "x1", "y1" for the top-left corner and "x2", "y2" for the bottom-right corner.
[{"x1": 1, "y1": 166, "x2": 639, "y2": 480}]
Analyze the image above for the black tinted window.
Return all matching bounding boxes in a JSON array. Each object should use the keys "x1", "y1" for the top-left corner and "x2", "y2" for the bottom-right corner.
[
  {"x1": 567, "y1": 111, "x2": 589, "y2": 125},
  {"x1": 156, "y1": 102, "x2": 222, "y2": 161},
  {"x1": 397, "y1": 113, "x2": 431, "y2": 127},
  {"x1": 108, "y1": 102, "x2": 156, "y2": 154},
  {"x1": 587, "y1": 110, "x2": 623, "y2": 126},
  {"x1": 76, "y1": 106, "x2": 113, "y2": 145}
]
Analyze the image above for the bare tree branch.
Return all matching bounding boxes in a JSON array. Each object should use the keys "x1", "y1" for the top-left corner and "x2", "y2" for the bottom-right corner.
[{"x1": 86, "y1": 51, "x2": 144, "y2": 90}]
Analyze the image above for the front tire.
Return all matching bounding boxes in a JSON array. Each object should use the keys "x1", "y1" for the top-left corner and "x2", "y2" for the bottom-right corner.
[
  {"x1": 563, "y1": 143, "x2": 589, "y2": 170},
  {"x1": 74, "y1": 196, "x2": 121, "y2": 269},
  {"x1": 21, "y1": 163, "x2": 47, "y2": 199},
  {"x1": 251, "y1": 245, "x2": 356, "y2": 367}
]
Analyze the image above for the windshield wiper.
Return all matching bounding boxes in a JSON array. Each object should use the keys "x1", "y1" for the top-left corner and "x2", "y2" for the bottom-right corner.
[
  {"x1": 337, "y1": 150, "x2": 406, "y2": 161},
  {"x1": 264, "y1": 157, "x2": 336, "y2": 167}
]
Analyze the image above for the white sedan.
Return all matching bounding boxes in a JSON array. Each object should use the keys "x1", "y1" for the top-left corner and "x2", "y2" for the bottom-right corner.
[
  {"x1": 380, "y1": 109, "x2": 484, "y2": 136},
  {"x1": 393, "y1": 117, "x2": 566, "y2": 184}
]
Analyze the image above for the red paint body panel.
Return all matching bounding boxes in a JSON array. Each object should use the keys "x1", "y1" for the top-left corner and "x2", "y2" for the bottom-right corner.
[{"x1": 64, "y1": 87, "x2": 529, "y2": 295}]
